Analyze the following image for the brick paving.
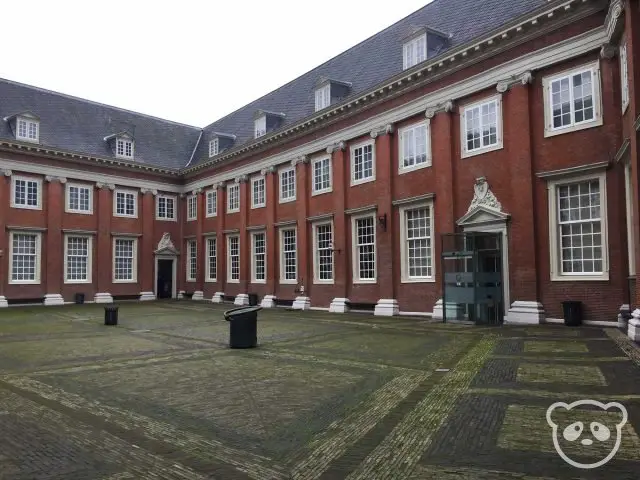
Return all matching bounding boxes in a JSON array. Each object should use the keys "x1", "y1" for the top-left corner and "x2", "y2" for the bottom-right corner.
[{"x1": 0, "y1": 302, "x2": 639, "y2": 479}]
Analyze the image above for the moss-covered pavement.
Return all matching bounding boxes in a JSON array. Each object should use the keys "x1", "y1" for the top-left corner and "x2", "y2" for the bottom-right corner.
[{"x1": 1, "y1": 301, "x2": 639, "y2": 479}]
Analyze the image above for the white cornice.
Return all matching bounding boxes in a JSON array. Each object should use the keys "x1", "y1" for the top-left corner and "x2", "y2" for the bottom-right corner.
[
  {"x1": 536, "y1": 161, "x2": 610, "y2": 179},
  {"x1": 604, "y1": 0, "x2": 625, "y2": 44}
]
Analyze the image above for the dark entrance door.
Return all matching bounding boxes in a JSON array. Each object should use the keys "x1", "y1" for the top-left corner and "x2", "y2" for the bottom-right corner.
[{"x1": 157, "y1": 259, "x2": 173, "y2": 299}]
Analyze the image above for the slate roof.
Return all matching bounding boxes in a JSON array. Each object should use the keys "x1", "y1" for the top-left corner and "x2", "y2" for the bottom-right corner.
[{"x1": 0, "y1": 0, "x2": 547, "y2": 171}]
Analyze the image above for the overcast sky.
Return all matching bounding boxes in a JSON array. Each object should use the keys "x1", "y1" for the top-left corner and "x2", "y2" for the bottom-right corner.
[{"x1": 1, "y1": 0, "x2": 432, "y2": 127}]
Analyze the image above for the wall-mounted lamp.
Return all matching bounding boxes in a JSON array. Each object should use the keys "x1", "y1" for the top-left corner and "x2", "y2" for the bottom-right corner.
[{"x1": 377, "y1": 213, "x2": 387, "y2": 232}]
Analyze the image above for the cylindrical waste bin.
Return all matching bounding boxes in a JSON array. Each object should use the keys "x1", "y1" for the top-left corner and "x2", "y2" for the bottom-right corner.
[
  {"x1": 75, "y1": 293, "x2": 85, "y2": 305},
  {"x1": 224, "y1": 306, "x2": 262, "y2": 348},
  {"x1": 248, "y1": 293, "x2": 259, "y2": 306},
  {"x1": 562, "y1": 301, "x2": 582, "y2": 326},
  {"x1": 104, "y1": 306, "x2": 119, "y2": 326}
]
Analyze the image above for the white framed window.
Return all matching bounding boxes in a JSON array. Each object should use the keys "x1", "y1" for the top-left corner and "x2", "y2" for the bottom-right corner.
[
  {"x1": 251, "y1": 176, "x2": 266, "y2": 208},
  {"x1": 11, "y1": 176, "x2": 42, "y2": 210},
  {"x1": 403, "y1": 33, "x2": 427, "y2": 70},
  {"x1": 279, "y1": 167, "x2": 296, "y2": 202},
  {"x1": 280, "y1": 228, "x2": 297, "y2": 283},
  {"x1": 156, "y1": 195, "x2": 176, "y2": 221},
  {"x1": 350, "y1": 141, "x2": 375, "y2": 185},
  {"x1": 251, "y1": 231, "x2": 266, "y2": 283},
  {"x1": 315, "y1": 84, "x2": 331, "y2": 111},
  {"x1": 461, "y1": 95, "x2": 503, "y2": 158},
  {"x1": 206, "y1": 236, "x2": 217, "y2": 282},
  {"x1": 624, "y1": 162, "x2": 635, "y2": 276},
  {"x1": 255, "y1": 116, "x2": 267, "y2": 138},
  {"x1": 399, "y1": 121, "x2": 431, "y2": 172},
  {"x1": 548, "y1": 171, "x2": 608, "y2": 281},
  {"x1": 206, "y1": 189, "x2": 218, "y2": 217},
  {"x1": 16, "y1": 117, "x2": 39, "y2": 142},
  {"x1": 65, "y1": 183, "x2": 93, "y2": 214},
  {"x1": 352, "y1": 214, "x2": 376, "y2": 283},
  {"x1": 543, "y1": 62, "x2": 603, "y2": 137},
  {"x1": 313, "y1": 222, "x2": 334, "y2": 284},
  {"x1": 209, "y1": 138, "x2": 219, "y2": 157},
  {"x1": 620, "y1": 42, "x2": 629, "y2": 113},
  {"x1": 113, "y1": 189, "x2": 137, "y2": 218},
  {"x1": 64, "y1": 235, "x2": 92, "y2": 284},
  {"x1": 186, "y1": 239, "x2": 197, "y2": 281},
  {"x1": 227, "y1": 235, "x2": 240, "y2": 282},
  {"x1": 187, "y1": 195, "x2": 197, "y2": 221},
  {"x1": 227, "y1": 183, "x2": 240, "y2": 213},
  {"x1": 113, "y1": 237, "x2": 137, "y2": 283},
  {"x1": 312, "y1": 157, "x2": 332, "y2": 194},
  {"x1": 116, "y1": 138, "x2": 134, "y2": 159},
  {"x1": 9, "y1": 231, "x2": 42, "y2": 284},
  {"x1": 400, "y1": 203, "x2": 435, "y2": 282}
]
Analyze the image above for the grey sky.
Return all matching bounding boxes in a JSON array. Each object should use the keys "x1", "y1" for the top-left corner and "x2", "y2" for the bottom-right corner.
[{"x1": 1, "y1": 0, "x2": 432, "y2": 127}]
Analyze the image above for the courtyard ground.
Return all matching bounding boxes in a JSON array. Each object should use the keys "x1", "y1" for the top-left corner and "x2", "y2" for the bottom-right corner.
[{"x1": 0, "y1": 301, "x2": 639, "y2": 479}]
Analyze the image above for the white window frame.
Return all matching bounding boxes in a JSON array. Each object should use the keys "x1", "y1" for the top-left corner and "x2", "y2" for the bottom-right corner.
[
  {"x1": 209, "y1": 138, "x2": 219, "y2": 157},
  {"x1": 279, "y1": 227, "x2": 297, "y2": 284},
  {"x1": 351, "y1": 213, "x2": 377, "y2": 284},
  {"x1": 187, "y1": 195, "x2": 197, "y2": 221},
  {"x1": 206, "y1": 189, "x2": 217, "y2": 217},
  {"x1": 620, "y1": 42, "x2": 629, "y2": 113},
  {"x1": 399, "y1": 120, "x2": 432, "y2": 173},
  {"x1": 251, "y1": 231, "x2": 267, "y2": 284},
  {"x1": 11, "y1": 176, "x2": 42, "y2": 210},
  {"x1": 255, "y1": 115, "x2": 267, "y2": 138},
  {"x1": 16, "y1": 117, "x2": 39, "y2": 143},
  {"x1": 350, "y1": 140, "x2": 376, "y2": 186},
  {"x1": 8, "y1": 231, "x2": 42, "y2": 285},
  {"x1": 112, "y1": 237, "x2": 138, "y2": 283},
  {"x1": 63, "y1": 234, "x2": 93, "y2": 284},
  {"x1": 205, "y1": 236, "x2": 217, "y2": 282},
  {"x1": 399, "y1": 202, "x2": 435, "y2": 283},
  {"x1": 315, "y1": 84, "x2": 331, "y2": 111},
  {"x1": 251, "y1": 175, "x2": 266, "y2": 208},
  {"x1": 279, "y1": 166, "x2": 296, "y2": 203},
  {"x1": 542, "y1": 61, "x2": 603, "y2": 138},
  {"x1": 113, "y1": 189, "x2": 138, "y2": 218},
  {"x1": 227, "y1": 235, "x2": 240, "y2": 283},
  {"x1": 624, "y1": 161, "x2": 635, "y2": 276},
  {"x1": 227, "y1": 183, "x2": 240, "y2": 213},
  {"x1": 403, "y1": 33, "x2": 427, "y2": 70},
  {"x1": 186, "y1": 239, "x2": 197, "y2": 282},
  {"x1": 115, "y1": 137, "x2": 134, "y2": 159},
  {"x1": 547, "y1": 171, "x2": 609, "y2": 281},
  {"x1": 460, "y1": 94, "x2": 503, "y2": 158},
  {"x1": 65, "y1": 182, "x2": 93, "y2": 215},
  {"x1": 156, "y1": 194, "x2": 177, "y2": 221},
  {"x1": 312, "y1": 221, "x2": 334, "y2": 284},
  {"x1": 312, "y1": 157, "x2": 333, "y2": 195}
]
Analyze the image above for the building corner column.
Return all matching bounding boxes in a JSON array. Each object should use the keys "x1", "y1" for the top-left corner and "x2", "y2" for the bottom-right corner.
[
  {"x1": 262, "y1": 167, "x2": 277, "y2": 307},
  {"x1": 237, "y1": 175, "x2": 249, "y2": 303},
  {"x1": 139, "y1": 188, "x2": 157, "y2": 301},
  {"x1": 191, "y1": 188, "x2": 205, "y2": 301},
  {"x1": 43, "y1": 176, "x2": 65, "y2": 305},
  {"x1": 0, "y1": 171, "x2": 9, "y2": 307},
  {"x1": 213, "y1": 182, "x2": 226, "y2": 303},
  {"x1": 95, "y1": 183, "x2": 114, "y2": 303},
  {"x1": 292, "y1": 156, "x2": 311, "y2": 309}
]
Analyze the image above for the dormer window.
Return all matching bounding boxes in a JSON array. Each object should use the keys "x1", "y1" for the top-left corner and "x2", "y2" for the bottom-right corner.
[
  {"x1": 403, "y1": 33, "x2": 427, "y2": 70},
  {"x1": 253, "y1": 110, "x2": 286, "y2": 139},
  {"x1": 209, "y1": 138, "x2": 219, "y2": 157},
  {"x1": 313, "y1": 78, "x2": 352, "y2": 112},
  {"x1": 315, "y1": 84, "x2": 331, "y2": 111},
  {"x1": 255, "y1": 115, "x2": 267, "y2": 139},
  {"x1": 116, "y1": 138, "x2": 134, "y2": 159},
  {"x1": 17, "y1": 117, "x2": 39, "y2": 142}
]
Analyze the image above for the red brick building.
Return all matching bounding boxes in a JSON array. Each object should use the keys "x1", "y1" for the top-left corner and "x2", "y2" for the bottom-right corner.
[{"x1": 1, "y1": 0, "x2": 639, "y2": 330}]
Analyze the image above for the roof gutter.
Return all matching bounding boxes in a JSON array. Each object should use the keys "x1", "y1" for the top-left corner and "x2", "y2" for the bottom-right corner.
[{"x1": 185, "y1": 129, "x2": 203, "y2": 168}]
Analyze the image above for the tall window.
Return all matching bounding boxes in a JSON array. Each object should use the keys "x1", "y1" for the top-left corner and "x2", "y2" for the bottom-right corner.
[
  {"x1": 621, "y1": 42, "x2": 629, "y2": 112},
  {"x1": 280, "y1": 167, "x2": 296, "y2": 202},
  {"x1": 314, "y1": 223, "x2": 334, "y2": 283},
  {"x1": 252, "y1": 232, "x2": 266, "y2": 282},
  {"x1": 403, "y1": 34, "x2": 426, "y2": 70},
  {"x1": 116, "y1": 138, "x2": 134, "y2": 159},
  {"x1": 228, "y1": 235, "x2": 240, "y2": 281},
  {"x1": 400, "y1": 122, "x2": 430, "y2": 171},
  {"x1": 187, "y1": 240, "x2": 197, "y2": 281},
  {"x1": 252, "y1": 176, "x2": 266, "y2": 208},
  {"x1": 400, "y1": 205, "x2": 433, "y2": 281},
  {"x1": 315, "y1": 84, "x2": 331, "y2": 111},
  {"x1": 65, "y1": 236, "x2": 91, "y2": 283},
  {"x1": 209, "y1": 138, "x2": 219, "y2": 157},
  {"x1": 114, "y1": 238, "x2": 136, "y2": 282},
  {"x1": 351, "y1": 143, "x2": 375, "y2": 185},
  {"x1": 353, "y1": 216, "x2": 376, "y2": 282},
  {"x1": 206, "y1": 237, "x2": 217, "y2": 281},
  {"x1": 156, "y1": 195, "x2": 176, "y2": 220},
  {"x1": 255, "y1": 116, "x2": 267, "y2": 138},
  {"x1": 280, "y1": 228, "x2": 297, "y2": 282},
  {"x1": 227, "y1": 184, "x2": 240, "y2": 213},
  {"x1": 312, "y1": 157, "x2": 332, "y2": 194},
  {"x1": 462, "y1": 98, "x2": 500, "y2": 155},
  {"x1": 9, "y1": 232, "x2": 40, "y2": 284},
  {"x1": 114, "y1": 190, "x2": 137, "y2": 217},
  {"x1": 187, "y1": 195, "x2": 197, "y2": 221},
  {"x1": 206, "y1": 189, "x2": 217, "y2": 217},
  {"x1": 12, "y1": 177, "x2": 41, "y2": 209},
  {"x1": 16, "y1": 118, "x2": 39, "y2": 142},
  {"x1": 66, "y1": 184, "x2": 92, "y2": 214}
]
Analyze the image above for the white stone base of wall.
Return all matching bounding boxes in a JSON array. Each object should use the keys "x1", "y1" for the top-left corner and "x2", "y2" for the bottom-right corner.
[
  {"x1": 139, "y1": 292, "x2": 156, "y2": 302},
  {"x1": 0, "y1": 296, "x2": 7, "y2": 308},
  {"x1": 260, "y1": 295, "x2": 276, "y2": 308},
  {"x1": 505, "y1": 301, "x2": 545, "y2": 325},
  {"x1": 329, "y1": 298, "x2": 350, "y2": 313},
  {"x1": 292, "y1": 296, "x2": 311, "y2": 310},
  {"x1": 374, "y1": 299, "x2": 399, "y2": 316},
  {"x1": 234, "y1": 294, "x2": 249, "y2": 306},
  {"x1": 94, "y1": 293, "x2": 113, "y2": 304},
  {"x1": 628, "y1": 310, "x2": 640, "y2": 342},
  {"x1": 618, "y1": 304, "x2": 631, "y2": 329},
  {"x1": 43, "y1": 294, "x2": 65, "y2": 306},
  {"x1": 178, "y1": 290, "x2": 185, "y2": 299},
  {"x1": 192, "y1": 291, "x2": 204, "y2": 301},
  {"x1": 211, "y1": 292, "x2": 224, "y2": 303}
]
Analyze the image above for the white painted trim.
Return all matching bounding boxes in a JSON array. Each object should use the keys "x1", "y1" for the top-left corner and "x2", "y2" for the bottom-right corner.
[
  {"x1": 399, "y1": 201, "x2": 436, "y2": 283},
  {"x1": 227, "y1": 234, "x2": 240, "y2": 283},
  {"x1": 112, "y1": 236, "x2": 138, "y2": 283},
  {"x1": 312, "y1": 220, "x2": 335, "y2": 284},
  {"x1": 460, "y1": 94, "x2": 504, "y2": 159},
  {"x1": 398, "y1": 120, "x2": 432, "y2": 174},
  {"x1": 350, "y1": 139, "x2": 376, "y2": 187},
  {"x1": 624, "y1": 162, "x2": 636, "y2": 275},
  {"x1": 254, "y1": 115, "x2": 267, "y2": 139},
  {"x1": 205, "y1": 189, "x2": 217, "y2": 217},
  {"x1": 620, "y1": 41, "x2": 629, "y2": 113},
  {"x1": 311, "y1": 156, "x2": 333, "y2": 195},
  {"x1": 251, "y1": 175, "x2": 266, "y2": 208},
  {"x1": 154, "y1": 255, "x2": 177, "y2": 299},
  {"x1": 226, "y1": 183, "x2": 240, "y2": 213},
  {"x1": 155, "y1": 194, "x2": 177, "y2": 221},
  {"x1": 279, "y1": 226, "x2": 298, "y2": 284},
  {"x1": 315, "y1": 84, "x2": 331, "y2": 112},
  {"x1": 63, "y1": 234, "x2": 93, "y2": 284},
  {"x1": 399, "y1": 311, "x2": 432, "y2": 317},
  {"x1": 16, "y1": 117, "x2": 40, "y2": 143},
  {"x1": 279, "y1": 165, "x2": 297, "y2": 203},
  {"x1": 251, "y1": 230, "x2": 267, "y2": 284},
  {"x1": 351, "y1": 212, "x2": 377, "y2": 284},
  {"x1": 113, "y1": 188, "x2": 138, "y2": 218},
  {"x1": 209, "y1": 138, "x2": 219, "y2": 158},
  {"x1": 115, "y1": 138, "x2": 135, "y2": 160},
  {"x1": 186, "y1": 239, "x2": 197, "y2": 281},
  {"x1": 205, "y1": 236, "x2": 217, "y2": 282},
  {"x1": 65, "y1": 182, "x2": 94, "y2": 215},
  {"x1": 403, "y1": 33, "x2": 427, "y2": 70},
  {"x1": 186, "y1": 194, "x2": 197, "y2": 221},
  {"x1": 8, "y1": 231, "x2": 42, "y2": 285},
  {"x1": 11, "y1": 175, "x2": 42, "y2": 210}
]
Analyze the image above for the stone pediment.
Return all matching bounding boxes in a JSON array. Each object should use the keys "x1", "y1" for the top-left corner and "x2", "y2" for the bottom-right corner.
[
  {"x1": 154, "y1": 232, "x2": 179, "y2": 255},
  {"x1": 457, "y1": 177, "x2": 510, "y2": 227}
]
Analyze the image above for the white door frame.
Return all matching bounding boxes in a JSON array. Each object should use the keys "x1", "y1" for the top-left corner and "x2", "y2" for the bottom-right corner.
[{"x1": 154, "y1": 255, "x2": 177, "y2": 299}]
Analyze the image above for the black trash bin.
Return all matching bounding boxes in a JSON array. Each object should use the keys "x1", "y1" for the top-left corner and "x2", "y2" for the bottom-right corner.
[
  {"x1": 104, "y1": 306, "x2": 119, "y2": 326},
  {"x1": 75, "y1": 293, "x2": 85, "y2": 305},
  {"x1": 248, "y1": 293, "x2": 259, "y2": 306},
  {"x1": 224, "y1": 306, "x2": 262, "y2": 348},
  {"x1": 562, "y1": 301, "x2": 582, "y2": 326}
]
